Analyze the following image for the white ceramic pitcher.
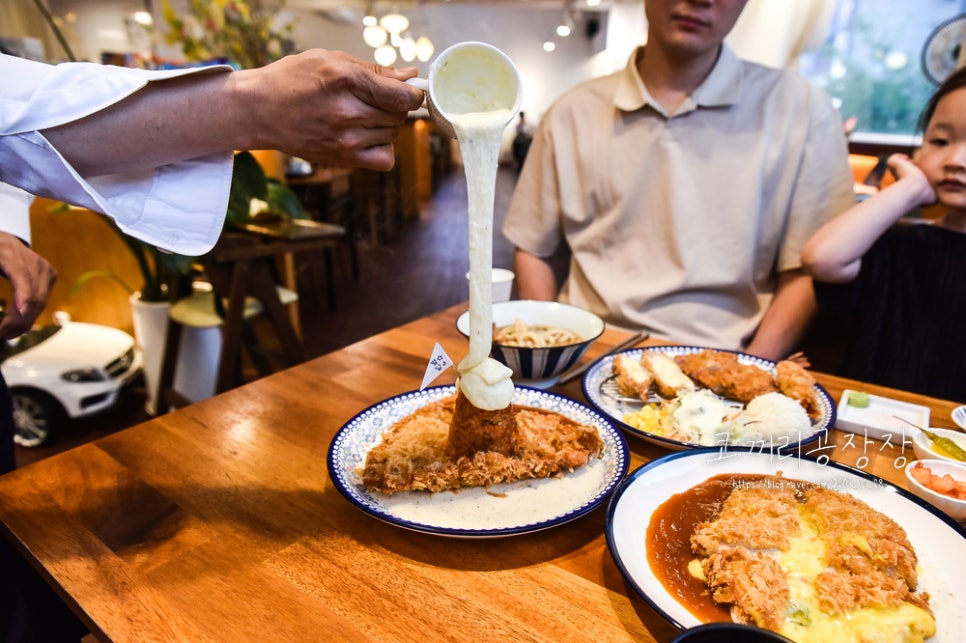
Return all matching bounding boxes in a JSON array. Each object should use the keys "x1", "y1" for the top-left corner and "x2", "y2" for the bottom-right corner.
[{"x1": 408, "y1": 41, "x2": 522, "y2": 138}]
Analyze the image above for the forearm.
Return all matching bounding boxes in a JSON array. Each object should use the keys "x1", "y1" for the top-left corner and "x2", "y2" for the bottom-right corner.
[
  {"x1": 38, "y1": 49, "x2": 423, "y2": 177},
  {"x1": 802, "y1": 175, "x2": 933, "y2": 282},
  {"x1": 513, "y1": 249, "x2": 557, "y2": 300},
  {"x1": 43, "y1": 71, "x2": 253, "y2": 177},
  {"x1": 744, "y1": 270, "x2": 816, "y2": 362}
]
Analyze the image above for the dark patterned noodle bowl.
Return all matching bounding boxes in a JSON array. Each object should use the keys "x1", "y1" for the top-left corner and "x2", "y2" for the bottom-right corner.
[{"x1": 456, "y1": 300, "x2": 605, "y2": 388}]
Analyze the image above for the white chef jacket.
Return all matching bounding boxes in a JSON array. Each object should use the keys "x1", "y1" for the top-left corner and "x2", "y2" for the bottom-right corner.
[{"x1": 0, "y1": 53, "x2": 234, "y2": 256}]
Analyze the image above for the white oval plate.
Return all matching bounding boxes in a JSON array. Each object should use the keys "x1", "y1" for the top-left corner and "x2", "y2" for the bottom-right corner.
[
  {"x1": 582, "y1": 346, "x2": 835, "y2": 451},
  {"x1": 605, "y1": 449, "x2": 966, "y2": 638},
  {"x1": 328, "y1": 385, "x2": 629, "y2": 538}
]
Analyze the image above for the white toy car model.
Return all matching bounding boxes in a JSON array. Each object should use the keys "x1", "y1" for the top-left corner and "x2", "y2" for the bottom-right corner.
[{"x1": 1, "y1": 321, "x2": 142, "y2": 447}]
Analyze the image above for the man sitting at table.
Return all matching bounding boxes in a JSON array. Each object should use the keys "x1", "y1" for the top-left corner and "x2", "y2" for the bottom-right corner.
[{"x1": 502, "y1": 0, "x2": 855, "y2": 363}]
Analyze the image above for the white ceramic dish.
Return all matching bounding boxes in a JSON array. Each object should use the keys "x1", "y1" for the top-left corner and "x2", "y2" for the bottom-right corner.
[
  {"x1": 905, "y1": 459, "x2": 966, "y2": 522},
  {"x1": 455, "y1": 300, "x2": 605, "y2": 389},
  {"x1": 835, "y1": 389, "x2": 930, "y2": 441},
  {"x1": 456, "y1": 299, "x2": 604, "y2": 389},
  {"x1": 328, "y1": 385, "x2": 628, "y2": 538},
  {"x1": 953, "y1": 405, "x2": 966, "y2": 431},
  {"x1": 606, "y1": 450, "x2": 966, "y2": 637},
  {"x1": 912, "y1": 428, "x2": 966, "y2": 464},
  {"x1": 581, "y1": 346, "x2": 834, "y2": 451}
]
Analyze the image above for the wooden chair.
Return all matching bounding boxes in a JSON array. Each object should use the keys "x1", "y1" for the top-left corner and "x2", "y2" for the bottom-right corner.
[
  {"x1": 155, "y1": 228, "x2": 342, "y2": 413},
  {"x1": 287, "y1": 166, "x2": 361, "y2": 288}
]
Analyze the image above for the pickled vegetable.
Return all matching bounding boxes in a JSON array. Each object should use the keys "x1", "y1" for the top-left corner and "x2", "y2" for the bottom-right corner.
[
  {"x1": 909, "y1": 462, "x2": 966, "y2": 499},
  {"x1": 922, "y1": 429, "x2": 966, "y2": 462}
]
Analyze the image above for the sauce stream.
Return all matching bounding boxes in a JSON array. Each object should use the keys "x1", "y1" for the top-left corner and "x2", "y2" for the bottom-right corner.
[{"x1": 451, "y1": 107, "x2": 515, "y2": 410}]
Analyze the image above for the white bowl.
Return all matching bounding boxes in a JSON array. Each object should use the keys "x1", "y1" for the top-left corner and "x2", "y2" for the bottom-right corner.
[
  {"x1": 905, "y1": 459, "x2": 966, "y2": 522},
  {"x1": 953, "y1": 405, "x2": 966, "y2": 431},
  {"x1": 911, "y1": 428, "x2": 966, "y2": 464},
  {"x1": 455, "y1": 300, "x2": 605, "y2": 388}
]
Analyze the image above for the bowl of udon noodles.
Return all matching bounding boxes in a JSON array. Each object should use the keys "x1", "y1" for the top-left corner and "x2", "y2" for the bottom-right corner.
[{"x1": 456, "y1": 300, "x2": 605, "y2": 388}]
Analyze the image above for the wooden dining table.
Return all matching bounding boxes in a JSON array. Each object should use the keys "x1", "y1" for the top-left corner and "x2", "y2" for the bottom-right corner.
[{"x1": 0, "y1": 303, "x2": 962, "y2": 642}]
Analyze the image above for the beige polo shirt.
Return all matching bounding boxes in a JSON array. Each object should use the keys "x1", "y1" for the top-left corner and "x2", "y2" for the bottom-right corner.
[{"x1": 502, "y1": 45, "x2": 856, "y2": 351}]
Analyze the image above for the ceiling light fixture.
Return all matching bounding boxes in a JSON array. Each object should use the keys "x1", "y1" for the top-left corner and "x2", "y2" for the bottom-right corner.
[
  {"x1": 363, "y1": 25, "x2": 388, "y2": 47},
  {"x1": 415, "y1": 36, "x2": 434, "y2": 62},
  {"x1": 379, "y1": 12, "x2": 410, "y2": 35},
  {"x1": 557, "y1": 8, "x2": 574, "y2": 38},
  {"x1": 374, "y1": 44, "x2": 398, "y2": 66},
  {"x1": 131, "y1": 10, "x2": 153, "y2": 26},
  {"x1": 399, "y1": 36, "x2": 417, "y2": 62},
  {"x1": 363, "y1": 1, "x2": 377, "y2": 26},
  {"x1": 543, "y1": 41, "x2": 556, "y2": 52},
  {"x1": 363, "y1": 6, "x2": 433, "y2": 66}
]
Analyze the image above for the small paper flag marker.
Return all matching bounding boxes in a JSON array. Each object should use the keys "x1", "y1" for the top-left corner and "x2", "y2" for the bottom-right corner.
[{"x1": 420, "y1": 342, "x2": 454, "y2": 390}]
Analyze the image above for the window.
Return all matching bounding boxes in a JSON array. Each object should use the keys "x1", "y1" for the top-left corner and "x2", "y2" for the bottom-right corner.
[{"x1": 800, "y1": 0, "x2": 966, "y2": 145}]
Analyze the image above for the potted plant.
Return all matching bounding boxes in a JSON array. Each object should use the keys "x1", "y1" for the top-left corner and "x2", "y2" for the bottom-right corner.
[
  {"x1": 36, "y1": 0, "x2": 304, "y2": 412},
  {"x1": 159, "y1": 0, "x2": 295, "y2": 71},
  {"x1": 70, "y1": 151, "x2": 307, "y2": 413},
  {"x1": 71, "y1": 150, "x2": 305, "y2": 300}
]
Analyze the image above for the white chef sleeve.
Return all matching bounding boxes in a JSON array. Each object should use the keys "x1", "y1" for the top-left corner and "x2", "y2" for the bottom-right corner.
[{"x1": 0, "y1": 54, "x2": 234, "y2": 256}]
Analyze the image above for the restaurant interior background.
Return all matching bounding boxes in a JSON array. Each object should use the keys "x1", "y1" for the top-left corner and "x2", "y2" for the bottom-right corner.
[
  {"x1": 10, "y1": 0, "x2": 966, "y2": 145},
  {"x1": 2, "y1": 0, "x2": 965, "y2": 455}
]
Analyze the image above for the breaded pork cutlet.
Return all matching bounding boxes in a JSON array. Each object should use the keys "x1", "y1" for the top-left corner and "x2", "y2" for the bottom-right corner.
[
  {"x1": 803, "y1": 486, "x2": 927, "y2": 614},
  {"x1": 689, "y1": 475, "x2": 933, "y2": 638},
  {"x1": 675, "y1": 349, "x2": 776, "y2": 404},
  {"x1": 362, "y1": 394, "x2": 603, "y2": 494},
  {"x1": 641, "y1": 352, "x2": 694, "y2": 398},
  {"x1": 675, "y1": 350, "x2": 738, "y2": 396},
  {"x1": 692, "y1": 483, "x2": 800, "y2": 630},
  {"x1": 612, "y1": 353, "x2": 653, "y2": 400},
  {"x1": 447, "y1": 389, "x2": 518, "y2": 457},
  {"x1": 775, "y1": 360, "x2": 820, "y2": 418}
]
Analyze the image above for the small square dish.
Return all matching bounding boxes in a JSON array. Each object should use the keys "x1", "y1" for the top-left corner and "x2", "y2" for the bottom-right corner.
[{"x1": 835, "y1": 389, "x2": 930, "y2": 441}]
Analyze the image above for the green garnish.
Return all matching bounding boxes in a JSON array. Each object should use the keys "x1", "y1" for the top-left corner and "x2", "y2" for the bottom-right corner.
[
  {"x1": 847, "y1": 391, "x2": 870, "y2": 408},
  {"x1": 892, "y1": 415, "x2": 966, "y2": 463},
  {"x1": 921, "y1": 428, "x2": 966, "y2": 462}
]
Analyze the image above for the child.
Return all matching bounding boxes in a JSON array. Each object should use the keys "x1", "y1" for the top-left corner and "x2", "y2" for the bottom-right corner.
[{"x1": 801, "y1": 67, "x2": 966, "y2": 401}]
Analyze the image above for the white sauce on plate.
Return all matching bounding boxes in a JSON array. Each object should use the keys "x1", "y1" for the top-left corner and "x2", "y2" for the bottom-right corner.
[{"x1": 376, "y1": 457, "x2": 608, "y2": 529}]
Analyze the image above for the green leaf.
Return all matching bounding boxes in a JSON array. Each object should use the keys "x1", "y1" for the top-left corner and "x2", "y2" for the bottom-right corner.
[
  {"x1": 68, "y1": 270, "x2": 135, "y2": 298},
  {"x1": 266, "y1": 178, "x2": 308, "y2": 219},
  {"x1": 227, "y1": 150, "x2": 269, "y2": 226}
]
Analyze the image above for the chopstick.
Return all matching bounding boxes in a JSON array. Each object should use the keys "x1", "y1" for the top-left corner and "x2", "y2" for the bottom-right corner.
[
  {"x1": 556, "y1": 330, "x2": 650, "y2": 385},
  {"x1": 895, "y1": 414, "x2": 966, "y2": 435}
]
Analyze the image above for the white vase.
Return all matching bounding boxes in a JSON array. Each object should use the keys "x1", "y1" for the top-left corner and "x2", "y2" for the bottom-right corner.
[{"x1": 129, "y1": 292, "x2": 221, "y2": 415}]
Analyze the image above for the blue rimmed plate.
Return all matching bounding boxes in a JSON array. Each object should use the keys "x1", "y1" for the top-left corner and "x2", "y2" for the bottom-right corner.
[
  {"x1": 581, "y1": 346, "x2": 835, "y2": 451},
  {"x1": 953, "y1": 405, "x2": 966, "y2": 431},
  {"x1": 328, "y1": 385, "x2": 629, "y2": 538},
  {"x1": 605, "y1": 449, "x2": 966, "y2": 637}
]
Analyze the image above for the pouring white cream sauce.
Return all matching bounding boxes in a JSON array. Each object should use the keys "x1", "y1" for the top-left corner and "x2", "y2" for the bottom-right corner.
[
  {"x1": 452, "y1": 108, "x2": 515, "y2": 410},
  {"x1": 427, "y1": 45, "x2": 520, "y2": 411}
]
